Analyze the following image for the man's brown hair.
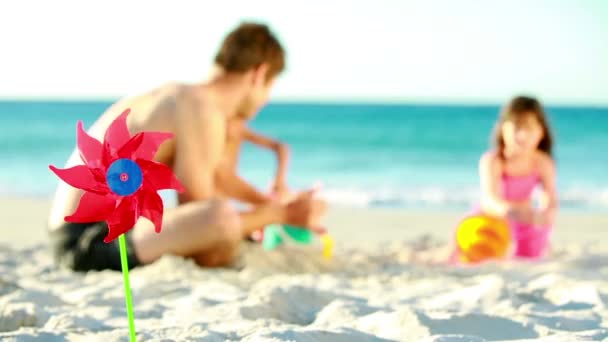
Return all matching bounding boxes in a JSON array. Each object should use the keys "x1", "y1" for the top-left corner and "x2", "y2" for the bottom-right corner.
[{"x1": 214, "y1": 22, "x2": 285, "y2": 81}]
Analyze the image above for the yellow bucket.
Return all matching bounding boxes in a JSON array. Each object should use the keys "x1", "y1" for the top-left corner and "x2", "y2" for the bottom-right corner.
[{"x1": 456, "y1": 214, "x2": 512, "y2": 263}]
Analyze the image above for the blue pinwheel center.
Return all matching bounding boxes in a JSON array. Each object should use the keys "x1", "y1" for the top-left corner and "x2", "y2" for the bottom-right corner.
[{"x1": 106, "y1": 158, "x2": 143, "y2": 196}]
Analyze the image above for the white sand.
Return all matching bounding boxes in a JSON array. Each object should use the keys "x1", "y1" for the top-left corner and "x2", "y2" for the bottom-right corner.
[{"x1": 1, "y1": 198, "x2": 607, "y2": 341}]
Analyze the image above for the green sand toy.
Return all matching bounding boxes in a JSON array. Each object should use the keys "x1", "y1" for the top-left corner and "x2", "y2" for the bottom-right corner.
[
  {"x1": 262, "y1": 224, "x2": 314, "y2": 250},
  {"x1": 261, "y1": 224, "x2": 334, "y2": 260}
]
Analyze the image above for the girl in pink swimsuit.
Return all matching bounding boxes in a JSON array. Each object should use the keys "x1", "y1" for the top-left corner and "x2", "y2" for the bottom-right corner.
[{"x1": 474, "y1": 96, "x2": 558, "y2": 259}]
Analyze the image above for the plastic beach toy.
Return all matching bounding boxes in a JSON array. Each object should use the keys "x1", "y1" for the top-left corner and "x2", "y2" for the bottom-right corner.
[
  {"x1": 262, "y1": 224, "x2": 334, "y2": 260},
  {"x1": 455, "y1": 214, "x2": 512, "y2": 263}
]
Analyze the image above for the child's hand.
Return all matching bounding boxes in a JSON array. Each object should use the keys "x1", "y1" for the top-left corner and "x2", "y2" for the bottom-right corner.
[
  {"x1": 532, "y1": 211, "x2": 553, "y2": 226},
  {"x1": 507, "y1": 206, "x2": 535, "y2": 224},
  {"x1": 508, "y1": 206, "x2": 553, "y2": 226}
]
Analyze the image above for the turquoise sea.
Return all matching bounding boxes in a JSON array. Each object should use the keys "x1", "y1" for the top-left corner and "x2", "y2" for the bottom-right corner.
[{"x1": 0, "y1": 100, "x2": 606, "y2": 211}]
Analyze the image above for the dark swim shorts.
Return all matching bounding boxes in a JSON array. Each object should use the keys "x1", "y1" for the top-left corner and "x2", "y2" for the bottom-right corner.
[{"x1": 49, "y1": 221, "x2": 141, "y2": 272}]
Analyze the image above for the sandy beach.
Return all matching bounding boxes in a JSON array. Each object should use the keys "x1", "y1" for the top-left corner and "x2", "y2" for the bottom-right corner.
[
  {"x1": 0, "y1": 197, "x2": 607, "y2": 341},
  {"x1": 2, "y1": 1, "x2": 607, "y2": 340}
]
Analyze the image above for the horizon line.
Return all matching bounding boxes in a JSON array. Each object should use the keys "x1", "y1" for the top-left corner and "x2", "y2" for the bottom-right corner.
[{"x1": 0, "y1": 95, "x2": 607, "y2": 109}]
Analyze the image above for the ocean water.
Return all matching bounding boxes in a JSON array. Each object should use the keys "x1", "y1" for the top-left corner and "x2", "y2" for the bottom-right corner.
[{"x1": 0, "y1": 100, "x2": 606, "y2": 211}]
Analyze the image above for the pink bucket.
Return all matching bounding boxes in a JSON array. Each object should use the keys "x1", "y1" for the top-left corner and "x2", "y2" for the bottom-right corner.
[{"x1": 509, "y1": 221, "x2": 552, "y2": 258}]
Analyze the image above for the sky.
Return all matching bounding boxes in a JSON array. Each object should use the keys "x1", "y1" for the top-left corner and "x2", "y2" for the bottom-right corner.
[{"x1": 0, "y1": 0, "x2": 606, "y2": 105}]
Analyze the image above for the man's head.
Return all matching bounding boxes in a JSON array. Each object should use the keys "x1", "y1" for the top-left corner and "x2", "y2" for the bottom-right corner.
[{"x1": 214, "y1": 22, "x2": 285, "y2": 120}]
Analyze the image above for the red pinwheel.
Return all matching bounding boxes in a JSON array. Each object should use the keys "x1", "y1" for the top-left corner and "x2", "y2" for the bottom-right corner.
[{"x1": 49, "y1": 108, "x2": 184, "y2": 243}]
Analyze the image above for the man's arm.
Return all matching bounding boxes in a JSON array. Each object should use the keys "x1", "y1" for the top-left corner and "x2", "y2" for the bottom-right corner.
[
  {"x1": 215, "y1": 164, "x2": 272, "y2": 206},
  {"x1": 242, "y1": 127, "x2": 290, "y2": 189},
  {"x1": 239, "y1": 189, "x2": 327, "y2": 237},
  {"x1": 174, "y1": 96, "x2": 225, "y2": 203}
]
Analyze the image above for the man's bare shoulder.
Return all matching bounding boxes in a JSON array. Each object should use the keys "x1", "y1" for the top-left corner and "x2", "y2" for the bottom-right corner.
[
  {"x1": 175, "y1": 84, "x2": 224, "y2": 123},
  {"x1": 140, "y1": 81, "x2": 182, "y2": 97},
  {"x1": 100, "y1": 83, "x2": 183, "y2": 119}
]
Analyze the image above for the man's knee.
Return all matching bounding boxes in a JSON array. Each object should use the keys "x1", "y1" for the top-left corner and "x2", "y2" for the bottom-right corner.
[
  {"x1": 208, "y1": 199, "x2": 240, "y2": 242},
  {"x1": 190, "y1": 199, "x2": 240, "y2": 267},
  {"x1": 192, "y1": 240, "x2": 239, "y2": 268}
]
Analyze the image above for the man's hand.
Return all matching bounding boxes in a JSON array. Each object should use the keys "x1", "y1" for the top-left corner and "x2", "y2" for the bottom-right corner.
[{"x1": 284, "y1": 190, "x2": 327, "y2": 233}]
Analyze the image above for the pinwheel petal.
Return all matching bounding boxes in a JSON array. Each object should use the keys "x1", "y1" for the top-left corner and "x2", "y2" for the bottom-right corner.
[
  {"x1": 49, "y1": 164, "x2": 108, "y2": 194},
  {"x1": 137, "y1": 188, "x2": 164, "y2": 233},
  {"x1": 137, "y1": 159, "x2": 184, "y2": 192},
  {"x1": 76, "y1": 121, "x2": 103, "y2": 169},
  {"x1": 104, "y1": 196, "x2": 137, "y2": 243},
  {"x1": 65, "y1": 192, "x2": 116, "y2": 223},
  {"x1": 104, "y1": 108, "x2": 132, "y2": 155},
  {"x1": 132, "y1": 132, "x2": 173, "y2": 161},
  {"x1": 117, "y1": 132, "x2": 144, "y2": 159}
]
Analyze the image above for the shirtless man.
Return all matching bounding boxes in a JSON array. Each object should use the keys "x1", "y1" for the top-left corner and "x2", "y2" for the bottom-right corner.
[{"x1": 47, "y1": 22, "x2": 326, "y2": 272}]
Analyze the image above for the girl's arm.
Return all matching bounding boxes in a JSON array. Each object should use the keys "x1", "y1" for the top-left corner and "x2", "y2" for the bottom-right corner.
[
  {"x1": 242, "y1": 128, "x2": 290, "y2": 191},
  {"x1": 537, "y1": 154, "x2": 558, "y2": 225},
  {"x1": 479, "y1": 152, "x2": 525, "y2": 217}
]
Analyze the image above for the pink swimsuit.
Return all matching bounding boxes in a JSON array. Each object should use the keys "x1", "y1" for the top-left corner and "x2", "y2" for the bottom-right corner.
[
  {"x1": 451, "y1": 172, "x2": 552, "y2": 263},
  {"x1": 501, "y1": 173, "x2": 552, "y2": 258}
]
